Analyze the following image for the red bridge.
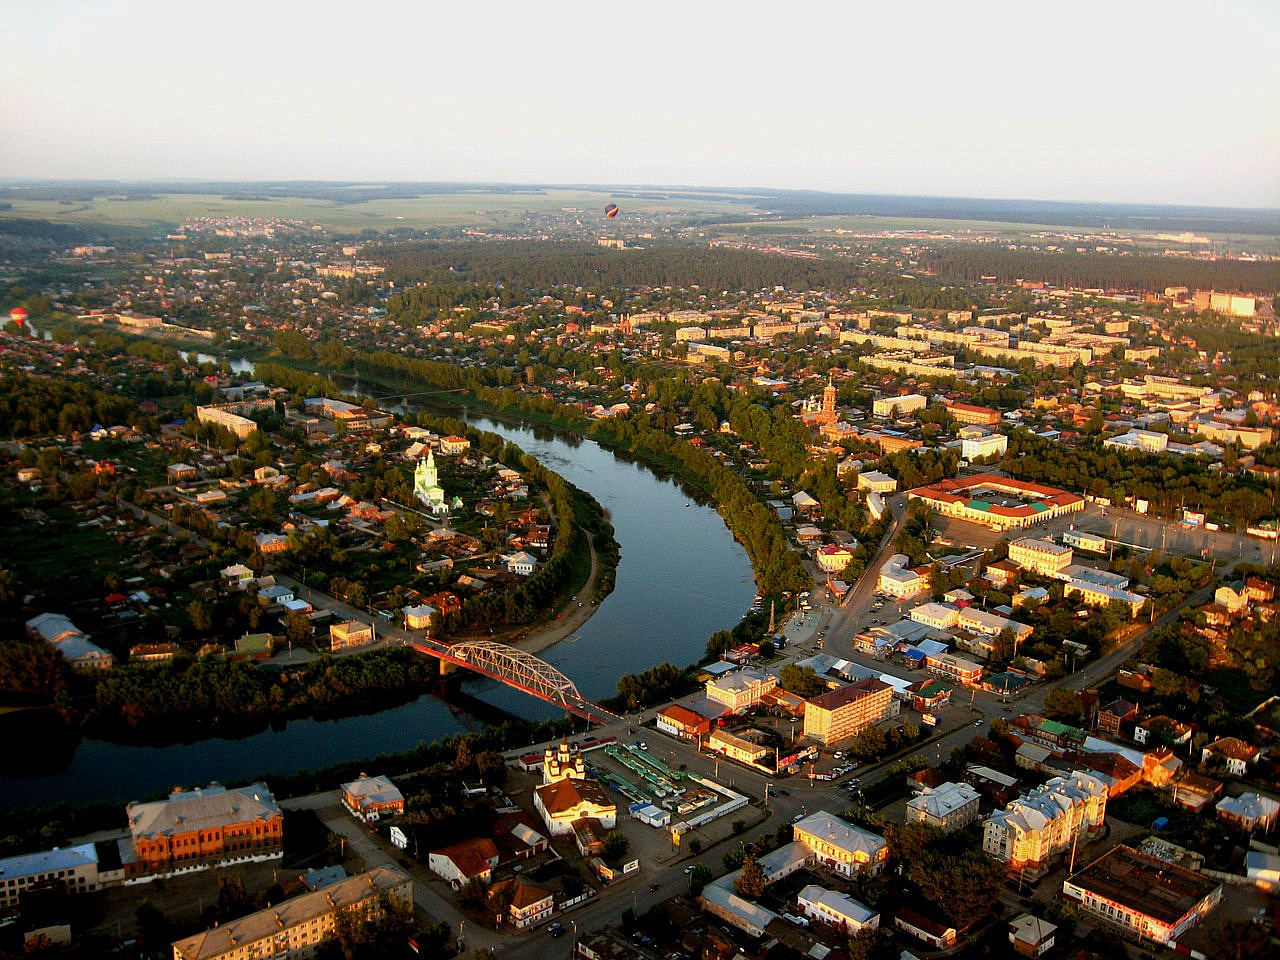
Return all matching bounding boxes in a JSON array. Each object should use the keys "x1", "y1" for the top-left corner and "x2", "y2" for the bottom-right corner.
[{"x1": 410, "y1": 638, "x2": 621, "y2": 726}]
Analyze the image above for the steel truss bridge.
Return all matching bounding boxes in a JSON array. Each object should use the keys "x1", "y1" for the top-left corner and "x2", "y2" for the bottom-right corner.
[{"x1": 410, "y1": 638, "x2": 620, "y2": 725}]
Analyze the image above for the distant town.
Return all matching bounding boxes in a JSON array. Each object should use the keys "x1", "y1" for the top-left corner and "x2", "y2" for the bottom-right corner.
[{"x1": 1, "y1": 192, "x2": 1278, "y2": 960}]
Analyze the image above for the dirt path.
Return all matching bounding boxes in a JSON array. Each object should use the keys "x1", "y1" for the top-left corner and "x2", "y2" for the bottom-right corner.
[{"x1": 499, "y1": 529, "x2": 603, "y2": 657}]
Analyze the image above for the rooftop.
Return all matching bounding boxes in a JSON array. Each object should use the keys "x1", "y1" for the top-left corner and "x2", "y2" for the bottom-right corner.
[
  {"x1": 0, "y1": 843, "x2": 97, "y2": 883},
  {"x1": 1065, "y1": 845, "x2": 1221, "y2": 925},
  {"x1": 171, "y1": 866, "x2": 410, "y2": 960},
  {"x1": 128, "y1": 783, "x2": 280, "y2": 839}
]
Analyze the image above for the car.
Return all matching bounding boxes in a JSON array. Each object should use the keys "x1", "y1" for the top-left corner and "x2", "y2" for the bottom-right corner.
[
  {"x1": 649, "y1": 883, "x2": 659, "y2": 892},
  {"x1": 1001, "y1": 706, "x2": 1012, "y2": 713},
  {"x1": 833, "y1": 751, "x2": 844, "y2": 759},
  {"x1": 638, "y1": 741, "x2": 648, "y2": 750},
  {"x1": 974, "y1": 718, "x2": 984, "y2": 726},
  {"x1": 789, "y1": 716, "x2": 800, "y2": 723},
  {"x1": 848, "y1": 777, "x2": 861, "y2": 786},
  {"x1": 792, "y1": 814, "x2": 804, "y2": 822},
  {"x1": 684, "y1": 865, "x2": 696, "y2": 874},
  {"x1": 548, "y1": 923, "x2": 565, "y2": 937},
  {"x1": 778, "y1": 788, "x2": 790, "y2": 796}
]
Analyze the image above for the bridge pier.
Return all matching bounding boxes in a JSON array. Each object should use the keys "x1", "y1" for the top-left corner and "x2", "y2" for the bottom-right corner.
[{"x1": 439, "y1": 660, "x2": 459, "y2": 676}]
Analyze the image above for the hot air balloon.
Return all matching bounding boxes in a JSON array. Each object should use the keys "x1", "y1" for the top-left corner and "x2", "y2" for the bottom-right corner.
[{"x1": 604, "y1": 203, "x2": 619, "y2": 219}]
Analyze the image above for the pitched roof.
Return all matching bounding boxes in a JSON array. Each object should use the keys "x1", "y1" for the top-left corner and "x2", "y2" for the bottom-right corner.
[
  {"x1": 489, "y1": 878, "x2": 552, "y2": 911},
  {"x1": 534, "y1": 778, "x2": 615, "y2": 816},
  {"x1": 128, "y1": 783, "x2": 279, "y2": 839},
  {"x1": 171, "y1": 867, "x2": 410, "y2": 960},
  {"x1": 432, "y1": 837, "x2": 498, "y2": 878}
]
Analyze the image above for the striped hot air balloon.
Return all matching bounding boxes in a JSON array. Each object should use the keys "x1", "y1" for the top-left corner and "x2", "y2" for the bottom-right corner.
[{"x1": 604, "y1": 203, "x2": 619, "y2": 219}]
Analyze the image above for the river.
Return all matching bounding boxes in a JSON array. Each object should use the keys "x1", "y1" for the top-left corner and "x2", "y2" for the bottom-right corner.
[{"x1": 0, "y1": 418, "x2": 753, "y2": 810}]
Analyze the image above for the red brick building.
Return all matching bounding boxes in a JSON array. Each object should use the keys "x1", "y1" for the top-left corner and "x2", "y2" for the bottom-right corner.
[{"x1": 126, "y1": 783, "x2": 282, "y2": 876}]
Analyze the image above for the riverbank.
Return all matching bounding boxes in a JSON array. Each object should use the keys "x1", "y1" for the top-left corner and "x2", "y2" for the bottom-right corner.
[{"x1": 499, "y1": 529, "x2": 603, "y2": 657}]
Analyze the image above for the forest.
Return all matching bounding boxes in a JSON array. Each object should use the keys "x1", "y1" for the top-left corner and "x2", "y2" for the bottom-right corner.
[{"x1": 919, "y1": 245, "x2": 1280, "y2": 295}]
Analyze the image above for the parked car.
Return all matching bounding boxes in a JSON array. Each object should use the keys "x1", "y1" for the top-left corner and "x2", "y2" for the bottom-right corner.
[{"x1": 548, "y1": 923, "x2": 565, "y2": 937}]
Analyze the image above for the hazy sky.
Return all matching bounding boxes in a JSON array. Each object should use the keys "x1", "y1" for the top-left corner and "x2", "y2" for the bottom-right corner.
[{"x1": 3, "y1": 1, "x2": 1278, "y2": 207}]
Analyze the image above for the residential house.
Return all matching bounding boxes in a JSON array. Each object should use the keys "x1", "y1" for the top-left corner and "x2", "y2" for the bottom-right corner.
[
  {"x1": 487, "y1": 878, "x2": 553, "y2": 929},
  {"x1": 656, "y1": 704, "x2": 713, "y2": 740},
  {"x1": 126, "y1": 783, "x2": 283, "y2": 877},
  {"x1": 1215, "y1": 793, "x2": 1280, "y2": 831},
  {"x1": 1201, "y1": 737, "x2": 1262, "y2": 776},
  {"x1": 428, "y1": 838, "x2": 500, "y2": 888},
  {"x1": 792, "y1": 812, "x2": 888, "y2": 878},
  {"x1": 329, "y1": 620, "x2": 373, "y2": 651},
  {"x1": 340, "y1": 774, "x2": 404, "y2": 822},
  {"x1": 878, "y1": 554, "x2": 928, "y2": 599},
  {"x1": 1134, "y1": 715, "x2": 1192, "y2": 747},
  {"x1": 905, "y1": 782, "x2": 981, "y2": 832},
  {"x1": 1096, "y1": 699, "x2": 1139, "y2": 737},
  {"x1": 1008, "y1": 914, "x2": 1057, "y2": 957},
  {"x1": 705, "y1": 669, "x2": 777, "y2": 713},
  {"x1": 895, "y1": 907, "x2": 958, "y2": 949},
  {"x1": 402, "y1": 603, "x2": 438, "y2": 630},
  {"x1": 1061, "y1": 846, "x2": 1221, "y2": 945},
  {"x1": 796, "y1": 884, "x2": 878, "y2": 934},
  {"x1": 982, "y1": 771, "x2": 1108, "y2": 877}
]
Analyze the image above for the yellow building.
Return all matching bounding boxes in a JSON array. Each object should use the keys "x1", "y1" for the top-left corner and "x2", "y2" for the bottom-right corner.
[
  {"x1": 803, "y1": 679, "x2": 898, "y2": 746},
  {"x1": 329, "y1": 620, "x2": 373, "y2": 651},
  {"x1": 982, "y1": 771, "x2": 1108, "y2": 877},
  {"x1": 171, "y1": 867, "x2": 412, "y2": 960},
  {"x1": 705, "y1": 669, "x2": 777, "y2": 712},
  {"x1": 792, "y1": 812, "x2": 888, "y2": 877},
  {"x1": 1008, "y1": 538, "x2": 1073, "y2": 577},
  {"x1": 707, "y1": 728, "x2": 769, "y2": 765}
]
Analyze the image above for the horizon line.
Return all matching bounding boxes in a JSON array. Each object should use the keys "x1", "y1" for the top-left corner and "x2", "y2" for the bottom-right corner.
[{"x1": 0, "y1": 177, "x2": 1276, "y2": 215}]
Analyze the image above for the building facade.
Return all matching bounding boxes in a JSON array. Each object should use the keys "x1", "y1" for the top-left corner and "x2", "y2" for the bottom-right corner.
[
  {"x1": 803, "y1": 678, "x2": 898, "y2": 746},
  {"x1": 982, "y1": 771, "x2": 1108, "y2": 877},
  {"x1": 171, "y1": 867, "x2": 412, "y2": 960},
  {"x1": 340, "y1": 774, "x2": 404, "y2": 821},
  {"x1": 127, "y1": 783, "x2": 283, "y2": 877},
  {"x1": 1061, "y1": 846, "x2": 1221, "y2": 944},
  {"x1": 792, "y1": 812, "x2": 888, "y2": 878},
  {"x1": 905, "y1": 781, "x2": 981, "y2": 832}
]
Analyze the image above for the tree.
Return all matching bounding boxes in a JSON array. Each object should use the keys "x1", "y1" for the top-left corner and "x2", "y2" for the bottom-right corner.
[
  {"x1": 1044, "y1": 688, "x2": 1084, "y2": 723},
  {"x1": 285, "y1": 611, "x2": 312, "y2": 646},
  {"x1": 705, "y1": 629, "x2": 734, "y2": 659},
  {"x1": 459, "y1": 877, "x2": 488, "y2": 908},
  {"x1": 215, "y1": 874, "x2": 257, "y2": 922},
  {"x1": 600, "y1": 830, "x2": 630, "y2": 863},
  {"x1": 849, "y1": 724, "x2": 888, "y2": 760},
  {"x1": 908, "y1": 851, "x2": 1003, "y2": 928},
  {"x1": 688, "y1": 863, "x2": 713, "y2": 895},
  {"x1": 734, "y1": 854, "x2": 766, "y2": 899},
  {"x1": 779, "y1": 663, "x2": 828, "y2": 698},
  {"x1": 847, "y1": 928, "x2": 897, "y2": 960},
  {"x1": 188, "y1": 599, "x2": 213, "y2": 633},
  {"x1": 454, "y1": 737, "x2": 475, "y2": 772}
]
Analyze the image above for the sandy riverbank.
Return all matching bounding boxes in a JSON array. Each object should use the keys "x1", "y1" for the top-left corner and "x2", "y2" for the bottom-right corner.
[{"x1": 493, "y1": 530, "x2": 605, "y2": 658}]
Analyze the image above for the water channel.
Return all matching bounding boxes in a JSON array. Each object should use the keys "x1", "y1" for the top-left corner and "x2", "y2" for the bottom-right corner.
[{"x1": 0, "y1": 416, "x2": 754, "y2": 809}]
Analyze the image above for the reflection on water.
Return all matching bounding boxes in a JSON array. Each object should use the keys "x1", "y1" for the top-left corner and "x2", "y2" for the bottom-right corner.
[{"x1": 0, "y1": 414, "x2": 753, "y2": 809}]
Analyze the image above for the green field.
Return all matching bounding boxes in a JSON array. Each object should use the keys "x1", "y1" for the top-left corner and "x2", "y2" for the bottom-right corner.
[
  {"x1": 0, "y1": 188, "x2": 757, "y2": 233},
  {"x1": 4, "y1": 187, "x2": 1276, "y2": 253},
  {"x1": 708, "y1": 215, "x2": 1280, "y2": 254}
]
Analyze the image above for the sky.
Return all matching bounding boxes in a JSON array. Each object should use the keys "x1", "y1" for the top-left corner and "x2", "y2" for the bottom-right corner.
[{"x1": 2, "y1": 1, "x2": 1278, "y2": 208}]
